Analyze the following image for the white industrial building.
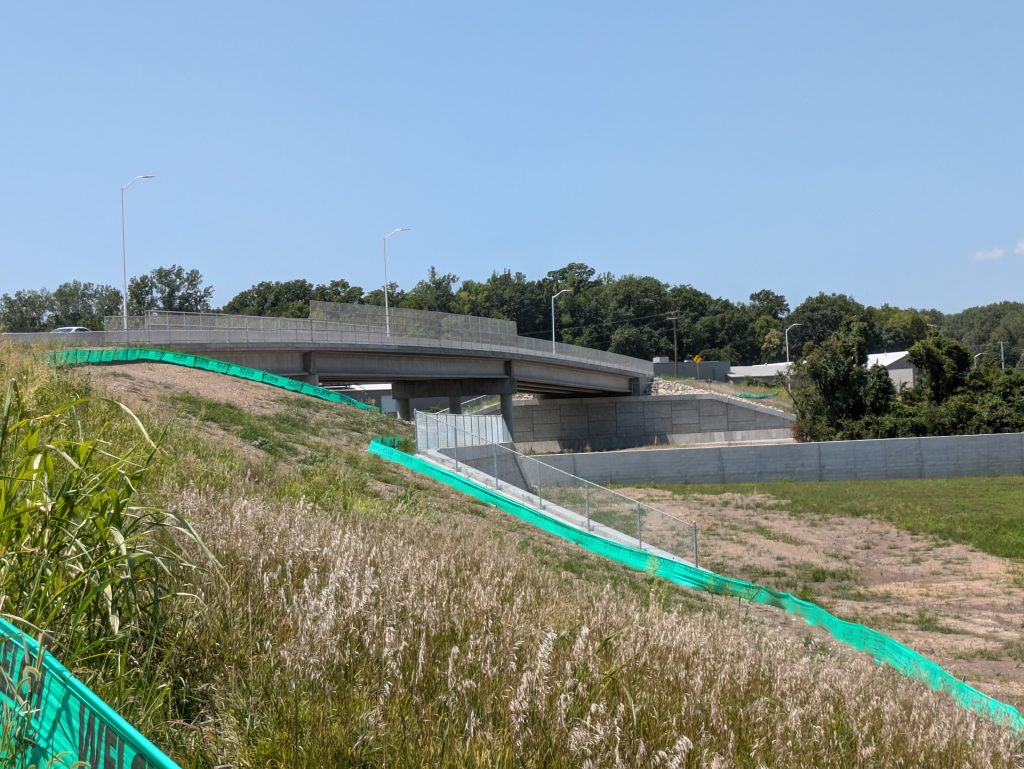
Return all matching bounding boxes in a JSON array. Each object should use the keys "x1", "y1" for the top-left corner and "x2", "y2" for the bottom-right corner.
[{"x1": 729, "y1": 351, "x2": 917, "y2": 389}]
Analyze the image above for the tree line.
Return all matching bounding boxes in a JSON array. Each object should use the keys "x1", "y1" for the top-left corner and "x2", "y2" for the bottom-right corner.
[
  {"x1": 3, "y1": 262, "x2": 1022, "y2": 368},
  {"x1": 792, "y1": 321, "x2": 1024, "y2": 441}
]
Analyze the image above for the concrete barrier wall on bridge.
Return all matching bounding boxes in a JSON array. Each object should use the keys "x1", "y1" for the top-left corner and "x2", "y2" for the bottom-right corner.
[
  {"x1": 533, "y1": 431, "x2": 1024, "y2": 485},
  {"x1": 512, "y1": 393, "x2": 794, "y2": 452}
]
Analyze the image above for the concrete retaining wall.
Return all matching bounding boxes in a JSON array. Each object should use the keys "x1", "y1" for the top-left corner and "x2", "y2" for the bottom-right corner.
[
  {"x1": 653, "y1": 360, "x2": 730, "y2": 382},
  {"x1": 438, "y1": 444, "x2": 531, "y2": 491},
  {"x1": 512, "y1": 393, "x2": 794, "y2": 452},
  {"x1": 535, "y1": 432, "x2": 1024, "y2": 485}
]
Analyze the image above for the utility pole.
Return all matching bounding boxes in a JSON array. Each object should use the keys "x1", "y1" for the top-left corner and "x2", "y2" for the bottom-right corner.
[
  {"x1": 667, "y1": 313, "x2": 679, "y2": 377},
  {"x1": 999, "y1": 341, "x2": 1006, "y2": 370}
]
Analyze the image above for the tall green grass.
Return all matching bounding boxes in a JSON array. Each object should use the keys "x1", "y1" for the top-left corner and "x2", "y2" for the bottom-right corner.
[
  {"x1": 0, "y1": 352, "x2": 211, "y2": 764},
  {"x1": 0, "y1": 380, "x2": 207, "y2": 651}
]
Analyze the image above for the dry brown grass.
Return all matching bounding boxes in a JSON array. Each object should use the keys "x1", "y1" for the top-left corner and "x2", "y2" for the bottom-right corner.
[{"x1": 164, "y1": 476, "x2": 1022, "y2": 767}]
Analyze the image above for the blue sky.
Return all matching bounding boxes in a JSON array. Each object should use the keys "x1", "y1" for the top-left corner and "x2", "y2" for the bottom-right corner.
[{"x1": 2, "y1": 3, "x2": 1022, "y2": 313}]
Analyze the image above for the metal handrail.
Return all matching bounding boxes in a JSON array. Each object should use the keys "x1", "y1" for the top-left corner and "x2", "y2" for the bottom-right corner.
[{"x1": 415, "y1": 410, "x2": 698, "y2": 566}]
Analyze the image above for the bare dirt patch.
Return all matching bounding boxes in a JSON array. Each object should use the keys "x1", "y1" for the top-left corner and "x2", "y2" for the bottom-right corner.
[
  {"x1": 85, "y1": 362, "x2": 291, "y2": 462},
  {"x1": 87, "y1": 362, "x2": 285, "y2": 415},
  {"x1": 621, "y1": 486, "x2": 1024, "y2": 708}
]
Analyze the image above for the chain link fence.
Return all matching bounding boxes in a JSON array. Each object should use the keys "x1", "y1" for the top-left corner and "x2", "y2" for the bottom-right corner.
[{"x1": 415, "y1": 410, "x2": 698, "y2": 566}]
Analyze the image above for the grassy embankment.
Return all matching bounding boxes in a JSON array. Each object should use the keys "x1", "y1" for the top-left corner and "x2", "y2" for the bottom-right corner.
[{"x1": 1, "y1": 342, "x2": 1021, "y2": 768}]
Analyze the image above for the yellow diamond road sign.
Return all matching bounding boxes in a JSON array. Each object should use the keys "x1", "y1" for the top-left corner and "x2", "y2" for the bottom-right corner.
[{"x1": 693, "y1": 355, "x2": 702, "y2": 364}]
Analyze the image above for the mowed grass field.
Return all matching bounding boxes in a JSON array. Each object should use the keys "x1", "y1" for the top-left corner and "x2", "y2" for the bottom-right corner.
[{"x1": 647, "y1": 476, "x2": 1024, "y2": 560}]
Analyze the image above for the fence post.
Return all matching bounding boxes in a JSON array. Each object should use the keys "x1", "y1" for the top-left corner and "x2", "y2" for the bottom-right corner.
[
  {"x1": 585, "y1": 483, "x2": 591, "y2": 531},
  {"x1": 637, "y1": 503, "x2": 643, "y2": 549},
  {"x1": 453, "y1": 421, "x2": 460, "y2": 472},
  {"x1": 692, "y1": 522, "x2": 699, "y2": 569},
  {"x1": 536, "y1": 462, "x2": 543, "y2": 508}
]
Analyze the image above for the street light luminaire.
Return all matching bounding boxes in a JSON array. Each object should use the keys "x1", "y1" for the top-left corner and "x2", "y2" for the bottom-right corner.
[{"x1": 120, "y1": 175, "x2": 156, "y2": 331}]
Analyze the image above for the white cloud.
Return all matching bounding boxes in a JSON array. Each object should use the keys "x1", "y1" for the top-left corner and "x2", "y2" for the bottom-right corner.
[
  {"x1": 1015, "y1": 240, "x2": 1024, "y2": 256},
  {"x1": 973, "y1": 247, "x2": 1005, "y2": 261}
]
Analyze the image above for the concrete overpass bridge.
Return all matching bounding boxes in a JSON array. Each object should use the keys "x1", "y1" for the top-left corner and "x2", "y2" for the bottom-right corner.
[{"x1": 9, "y1": 303, "x2": 653, "y2": 423}]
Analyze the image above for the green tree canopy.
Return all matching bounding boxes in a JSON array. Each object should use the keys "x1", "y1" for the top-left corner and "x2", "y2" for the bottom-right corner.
[
  {"x1": 128, "y1": 265, "x2": 214, "y2": 315},
  {"x1": 748, "y1": 289, "x2": 789, "y2": 320},
  {"x1": 400, "y1": 267, "x2": 460, "y2": 313},
  {"x1": 0, "y1": 288, "x2": 54, "y2": 331},
  {"x1": 787, "y1": 293, "x2": 873, "y2": 359},
  {"x1": 908, "y1": 333, "x2": 972, "y2": 403},
  {"x1": 222, "y1": 278, "x2": 365, "y2": 317},
  {"x1": 51, "y1": 281, "x2": 121, "y2": 329},
  {"x1": 791, "y1": 319, "x2": 872, "y2": 440}
]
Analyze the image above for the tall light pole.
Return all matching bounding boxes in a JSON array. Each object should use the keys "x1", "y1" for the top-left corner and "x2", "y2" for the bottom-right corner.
[
  {"x1": 784, "y1": 322, "x2": 802, "y2": 364},
  {"x1": 120, "y1": 175, "x2": 156, "y2": 330},
  {"x1": 382, "y1": 227, "x2": 411, "y2": 337},
  {"x1": 551, "y1": 289, "x2": 572, "y2": 352}
]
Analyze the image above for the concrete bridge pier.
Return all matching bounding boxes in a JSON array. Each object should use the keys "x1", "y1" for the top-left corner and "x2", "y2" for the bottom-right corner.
[
  {"x1": 392, "y1": 377, "x2": 516, "y2": 426},
  {"x1": 500, "y1": 393, "x2": 514, "y2": 438},
  {"x1": 396, "y1": 397, "x2": 412, "y2": 421},
  {"x1": 302, "y1": 352, "x2": 319, "y2": 385}
]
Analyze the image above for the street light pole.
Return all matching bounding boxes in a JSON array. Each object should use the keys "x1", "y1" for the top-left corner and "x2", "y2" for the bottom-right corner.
[
  {"x1": 551, "y1": 289, "x2": 572, "y2": 352},
  {"x1": 382, "y1": 227, "x2": 411, "y2": 337},
  {"x1": 120, "y1": 175, "x2": 155, "y2": 330},
  {"x1": 784, "y1": 322, "x2": 802, "y2": 364}
]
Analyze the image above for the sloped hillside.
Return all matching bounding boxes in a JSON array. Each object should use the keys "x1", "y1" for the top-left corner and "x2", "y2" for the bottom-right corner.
[{"x1": 9, "y1": 351, "x2": 1020, "y2": 767}]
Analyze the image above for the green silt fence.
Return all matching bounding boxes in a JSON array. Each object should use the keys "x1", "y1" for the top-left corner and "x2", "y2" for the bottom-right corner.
[
  {"x1": 0, "y1": 616, "x2": 180, "y2": 768},
  {"x1": 368, "y1": 437, "x2": 1024, "y2": 731},
  {"x1": 48, "y1": 348, "x2": 377, "y2": 410}
]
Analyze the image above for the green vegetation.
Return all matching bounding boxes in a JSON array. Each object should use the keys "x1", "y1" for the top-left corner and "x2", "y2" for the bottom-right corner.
[
  {"x1": 7, "y1": 262, "x2": 1024, "y2": 370},
  {"x1": 791, "y1": 322, "x2": 1024, "y2": 441},
  {"x1": 911, "y1": 610, "x2": 959, "y2": 635},
  {"x1": 0, "y1": 354, "x2": 211, "y2": 767},
  {"x1": 651, "y1": 476, "x2": 1024, "y2": 560},
  {"x1": 0, "y1": 343, "x2": 1021, "y2": 767}
]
